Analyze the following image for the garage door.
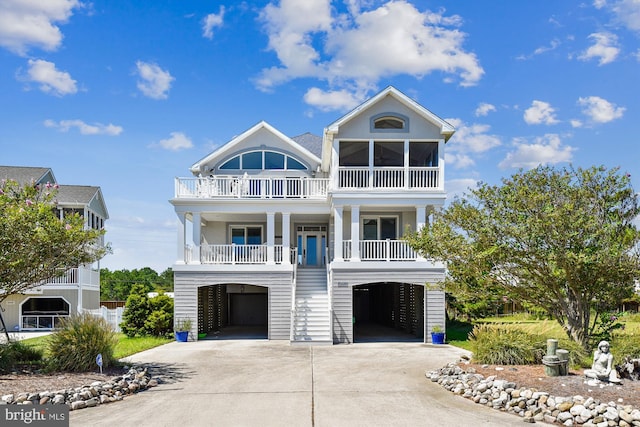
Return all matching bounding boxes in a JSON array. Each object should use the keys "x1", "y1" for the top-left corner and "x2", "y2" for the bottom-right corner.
[{"x1": 229, "y1": 294, "x2": 268, "y2": 326}]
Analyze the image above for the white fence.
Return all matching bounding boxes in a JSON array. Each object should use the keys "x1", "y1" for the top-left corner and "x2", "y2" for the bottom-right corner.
[{"x1": 88, "y1": 306, "x2": 124, "y2": 332}]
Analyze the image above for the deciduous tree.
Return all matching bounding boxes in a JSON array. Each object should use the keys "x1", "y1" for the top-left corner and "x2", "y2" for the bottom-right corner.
[
  {"x1": 407, "y1": 165, "x2": 640, "y2": 349},
  {"x1": 0, "y1": 179, "x2": 108, "y2": 305}
]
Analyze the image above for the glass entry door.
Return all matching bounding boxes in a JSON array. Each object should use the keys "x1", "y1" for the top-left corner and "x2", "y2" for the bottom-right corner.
[{"x1": 296, "y1": 226, "x2": 327, "y2": 267}]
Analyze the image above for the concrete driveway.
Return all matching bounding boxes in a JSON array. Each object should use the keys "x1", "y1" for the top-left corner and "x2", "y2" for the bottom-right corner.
[{"x1": 70, "y1": 340, "x2": 532, "y2": 427}]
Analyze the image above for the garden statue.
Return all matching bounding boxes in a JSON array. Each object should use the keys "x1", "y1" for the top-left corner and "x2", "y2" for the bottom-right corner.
[{"x1": 584, "y1": 340, "x2": 622, "y2": 383}]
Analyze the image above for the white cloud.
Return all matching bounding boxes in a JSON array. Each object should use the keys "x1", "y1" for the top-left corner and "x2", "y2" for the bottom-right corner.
[
  {"x1": 157, "y1": 132, "x2": 193, "y2": 151},
  {"x1": 44, "y1": 119, "x2": 123, "y2": 135},
  {"x1": 23, "y1": 59, "x2": 77, "y2": 96},
  {"x1": 0, "y1": 0, "x2": 80, "y2": 55},
  {"x1": 303, "y1": 87, "x2": 365, "y2": 111},
  {"x1": 570, "y1": 119, "x2": 583, "y2": 128},
  {"x1": 135, "y1": 61, "x2": 174, "y2": 99},
  {"x1": 523, "y1": 100, "x2": 559, "y2": 125},
  {"x1": 597, "y1": 0, "x2": 640, "y2": 32},
  {"x1": 499, "y1": 134, "x2": 575, "y2": 169},
  {"x1": 577, "y1": 95, "x2": 625, "y2": 123},
  {"x1": 517, "y1": 39, "x2": 560, "y2": 60},
  {"x1": 256, "y1": 0, "x2": 483, "y2": 107},
  {"x1": 445, "y1": 178, "x2": 478, "y2": 203},
  {"x1": 578, "y1": 32, "x2": 619, "y2": 65},
  {"x1": 445, "y1": 118, "x2": 501, "y2": 168},
  {"x1": 475, "y1": 102, "x2": 496, "y2": 117},
  {"x1": 203, "y1": 6, "x2": 225, "y2": 39}
]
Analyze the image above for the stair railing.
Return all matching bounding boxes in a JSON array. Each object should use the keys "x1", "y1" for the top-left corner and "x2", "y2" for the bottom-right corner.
[
  {"x1": 290, "y1": 255, "x2": 297, "y2": 342},
  {"x1": 326, "y1": 256, "x2": 333, "y2": 343}
]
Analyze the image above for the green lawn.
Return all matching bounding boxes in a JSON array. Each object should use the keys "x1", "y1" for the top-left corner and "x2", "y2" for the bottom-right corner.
[
  {"x1": 20, "y1": 333, "x2": 172, "y2": 359},
  {"x1": 445, "y1": 313, "x2": 640, "y2": 359}
]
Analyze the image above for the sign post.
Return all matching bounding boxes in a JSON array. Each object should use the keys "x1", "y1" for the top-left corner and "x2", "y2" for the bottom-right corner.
[{"x1": 96, "y1": 353, "x2": 103, "y2": 374}]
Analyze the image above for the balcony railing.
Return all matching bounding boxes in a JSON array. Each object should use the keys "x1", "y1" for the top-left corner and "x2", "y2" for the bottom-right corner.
[
  {"x1": 337, "y1": 167, "x2": 440, "y2": 190},
  {"x1": 39, "y1": 268, "x2": 100, "y2": 287},
  {"x1": 186, "y1": 244, "x2": 297, "y2": 265},
  {"x1": 342, "y1": 239, "x2": 419, "y2": 261},
  {"x1": 175, "y1": 176, "x2": 329, "y2": 199}
]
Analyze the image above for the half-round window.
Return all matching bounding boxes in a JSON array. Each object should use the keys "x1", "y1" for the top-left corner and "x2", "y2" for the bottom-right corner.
[
  {"x1": 374, "y1": 116, "x2": 405, "y2": 129},
  {"x1": 218, "y1": 150, "x2": 308, "y2": 171}
]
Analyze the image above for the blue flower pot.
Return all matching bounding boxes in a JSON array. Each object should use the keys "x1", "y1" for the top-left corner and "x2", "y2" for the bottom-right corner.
[
  {"x1": 175, "y1": 331, "x2": 189, "y2": 342},
  {"x1": 431, "y1": 332, "x2": 445, "y2": 344}
]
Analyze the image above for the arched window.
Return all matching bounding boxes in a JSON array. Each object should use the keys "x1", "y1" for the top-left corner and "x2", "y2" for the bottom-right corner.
[
  {"x1": 219, "y1": 150, "x2": 309, "y2": 171},
  {"x1": 371, "y1": 113, "x2": 409, "y2": 132}
]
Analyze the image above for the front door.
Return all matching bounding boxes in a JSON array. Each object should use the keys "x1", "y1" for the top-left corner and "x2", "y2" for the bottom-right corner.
[{"x1": 296, "y1": 227, "x2": 327, "y2": 267}]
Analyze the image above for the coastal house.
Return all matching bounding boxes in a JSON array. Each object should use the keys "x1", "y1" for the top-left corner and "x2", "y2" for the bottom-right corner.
[
  {"x1": 0, "y1": 166, "x2": 108, "y2": 332},
  {"x1": 171, "y1": 86, "x2": 453, "y2": 344}
]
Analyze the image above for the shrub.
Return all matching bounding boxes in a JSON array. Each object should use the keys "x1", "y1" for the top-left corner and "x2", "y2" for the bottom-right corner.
[
  {"x1": 469, "y1": 325, "x2": 546, "y2": 365},
  {"x1": 47, "y1": 312, "x2": 118, "y2": 372},
  {"x1": 611, "y1": 332, "x2": 640, "y2": 361},
  {"x1": 120, "y1": 284, "x2": 174, "y2": 337},
  {"x1": 0, "y1": 341, "x2": 44, "y2": 373},
  {"x1": 120, "y1": 284, "x2": 150, "y2": 337}
]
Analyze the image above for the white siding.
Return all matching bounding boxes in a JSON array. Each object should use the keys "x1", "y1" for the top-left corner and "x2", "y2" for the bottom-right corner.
[
  {"x1": 425, "y1": 289, "x2": 446, "y2": 343},
  {"x1": 174, "y1": 271, "x2": 293, "y2": 341},
  {"x1": 331, "y1": 265, "x2": 445, "y2": 343}
]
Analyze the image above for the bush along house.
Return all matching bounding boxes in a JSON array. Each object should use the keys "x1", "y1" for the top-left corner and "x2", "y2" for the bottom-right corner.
[{"x1": 171, "y1": 86, "x2": 453, "y2": 344}]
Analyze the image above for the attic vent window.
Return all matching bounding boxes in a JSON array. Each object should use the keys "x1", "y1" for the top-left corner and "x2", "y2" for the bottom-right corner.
[{"x1": 374, "y1": 116, "x2": 405, "y2": 129}]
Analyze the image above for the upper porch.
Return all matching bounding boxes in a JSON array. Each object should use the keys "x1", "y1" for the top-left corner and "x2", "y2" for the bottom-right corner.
[{"x1": 174, "y1": 165, "x2": 442, "y2": 199}]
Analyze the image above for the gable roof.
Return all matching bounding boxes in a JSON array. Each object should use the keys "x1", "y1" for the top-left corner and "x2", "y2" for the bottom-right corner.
[
  {"x1": 325, "y1": 86, "x2": 455, "y2": 139},
  {"x1": 0, "y1": 165, "x2": 108, "y2": 219},
  {"x1": 0, "y1": 166, "x2": 56, "y2": 186},
  {"x1": 57, "y1": 185, "x2": 109, "y2": 219},
  {"x1": 190, "y1": 121, "x2": 321, "y2": 175},
  {"x1": 320, "y1": 86, "x2": 455, "y2": 171}
]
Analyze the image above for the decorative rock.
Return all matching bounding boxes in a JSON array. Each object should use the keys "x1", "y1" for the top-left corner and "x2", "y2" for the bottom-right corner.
[
  {"x1": 558, "y1": 401, "x2": 574, "y2": 412},
  {"x1": 1, "y1": 367, "x2": 155, "y2": 412},
  {"x1": 427, "y1": 362, "x2": 640, "y2": 427},
  {"x1": 71, "y1": 400, "x2": 86, "y2": 410}
]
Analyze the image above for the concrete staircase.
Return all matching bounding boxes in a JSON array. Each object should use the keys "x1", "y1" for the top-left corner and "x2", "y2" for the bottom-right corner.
[{"x1": 292, "y1": 268, "x2": 332, "y2": 345}]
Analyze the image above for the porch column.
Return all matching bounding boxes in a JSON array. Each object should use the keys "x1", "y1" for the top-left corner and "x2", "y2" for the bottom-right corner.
[
  {"x1": 192, "y1": 212, "x2": 201, "y2": 264},
  {"x1": 282, "y1": 212, "x2": 291, "y2": 265},
  {"x1": 416, "y1": 206, "x2": 426, "y2": 231},
  {"x1": 334, "y1": 206, "x2": 344, "y2": 261},
  {"x1": 332, "y1": 138, "x2": 340, "y2": 190},
  {"x1": 438, "y1": 139, "x2": 445, "y2": 190},
  {"x1": 404, "y1": 139, "x2": 410, "y2": 190},
  {"x1": 266, "y1": 212, "x2": 275, "y2": 264},
  {"x1": 176, "y1": 213, "x2": 186, "y2": 264},
  {"x1": 368, "y1": 139, "x2": 374, "y2": 188},
  {"x1": 351, "y1": 205, "x2": 360, "y2": 261},
  {"x1": 416, "y1": 206, "x2": 426, "y2": 260}
]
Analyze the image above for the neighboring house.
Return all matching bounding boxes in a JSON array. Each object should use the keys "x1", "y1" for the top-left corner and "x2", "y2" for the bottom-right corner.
[
  {"x1": 171, "y1": 86, "x2": 454, "y2": 344},
  {"x1": 0, "y1": 166, "x2": 108, "y2": 331}
]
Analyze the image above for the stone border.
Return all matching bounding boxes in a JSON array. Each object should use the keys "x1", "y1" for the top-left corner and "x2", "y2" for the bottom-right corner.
[
  {"x1": 0, "y1": 367, "x2": 157, "y2": 410},
  {"x1": 428, "y1": 362, "x2": 640, "y2": 426}
]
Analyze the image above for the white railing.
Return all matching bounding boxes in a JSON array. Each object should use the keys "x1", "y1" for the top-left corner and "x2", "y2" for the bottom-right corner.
[
  {"x1": 199, "y1": 244, "x2": 285, "y2": 264},
  {"x1": 342, "y1": 239, "x2": 418, "y2": 261},
  {"x1": 39, "y1": 267, "x2": 100, "y2": 286},
  {"x1": 175, "y1": 176, "x2": 330, "y2": 199},
  {"x1": 44, "y1": 268, "x2": 78, "y2": 284},
  {"x1": 338, "y1": 166, "x2": 440, "y2": 190}
]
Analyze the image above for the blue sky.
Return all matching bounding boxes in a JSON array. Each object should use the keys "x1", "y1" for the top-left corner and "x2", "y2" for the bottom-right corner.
[{"x1": 1, "y1": 0, "x2": 639, "y2": 273}]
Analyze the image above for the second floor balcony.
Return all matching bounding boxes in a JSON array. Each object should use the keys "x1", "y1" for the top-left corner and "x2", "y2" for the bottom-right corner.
[
  {"x1": 337, "y1": 166, "x2": 440, "y2": 190},
  {"x1": 175, "y1": 176, "x2": 330, "y2": 199},
  {"x1": 175, "y1": 166, "x2": 441, "y2": 200}
]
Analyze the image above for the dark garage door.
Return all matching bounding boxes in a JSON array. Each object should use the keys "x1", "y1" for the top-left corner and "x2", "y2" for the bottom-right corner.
[{"x1": 229, "y1": 293, "x2": 268, "y2": 326}]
